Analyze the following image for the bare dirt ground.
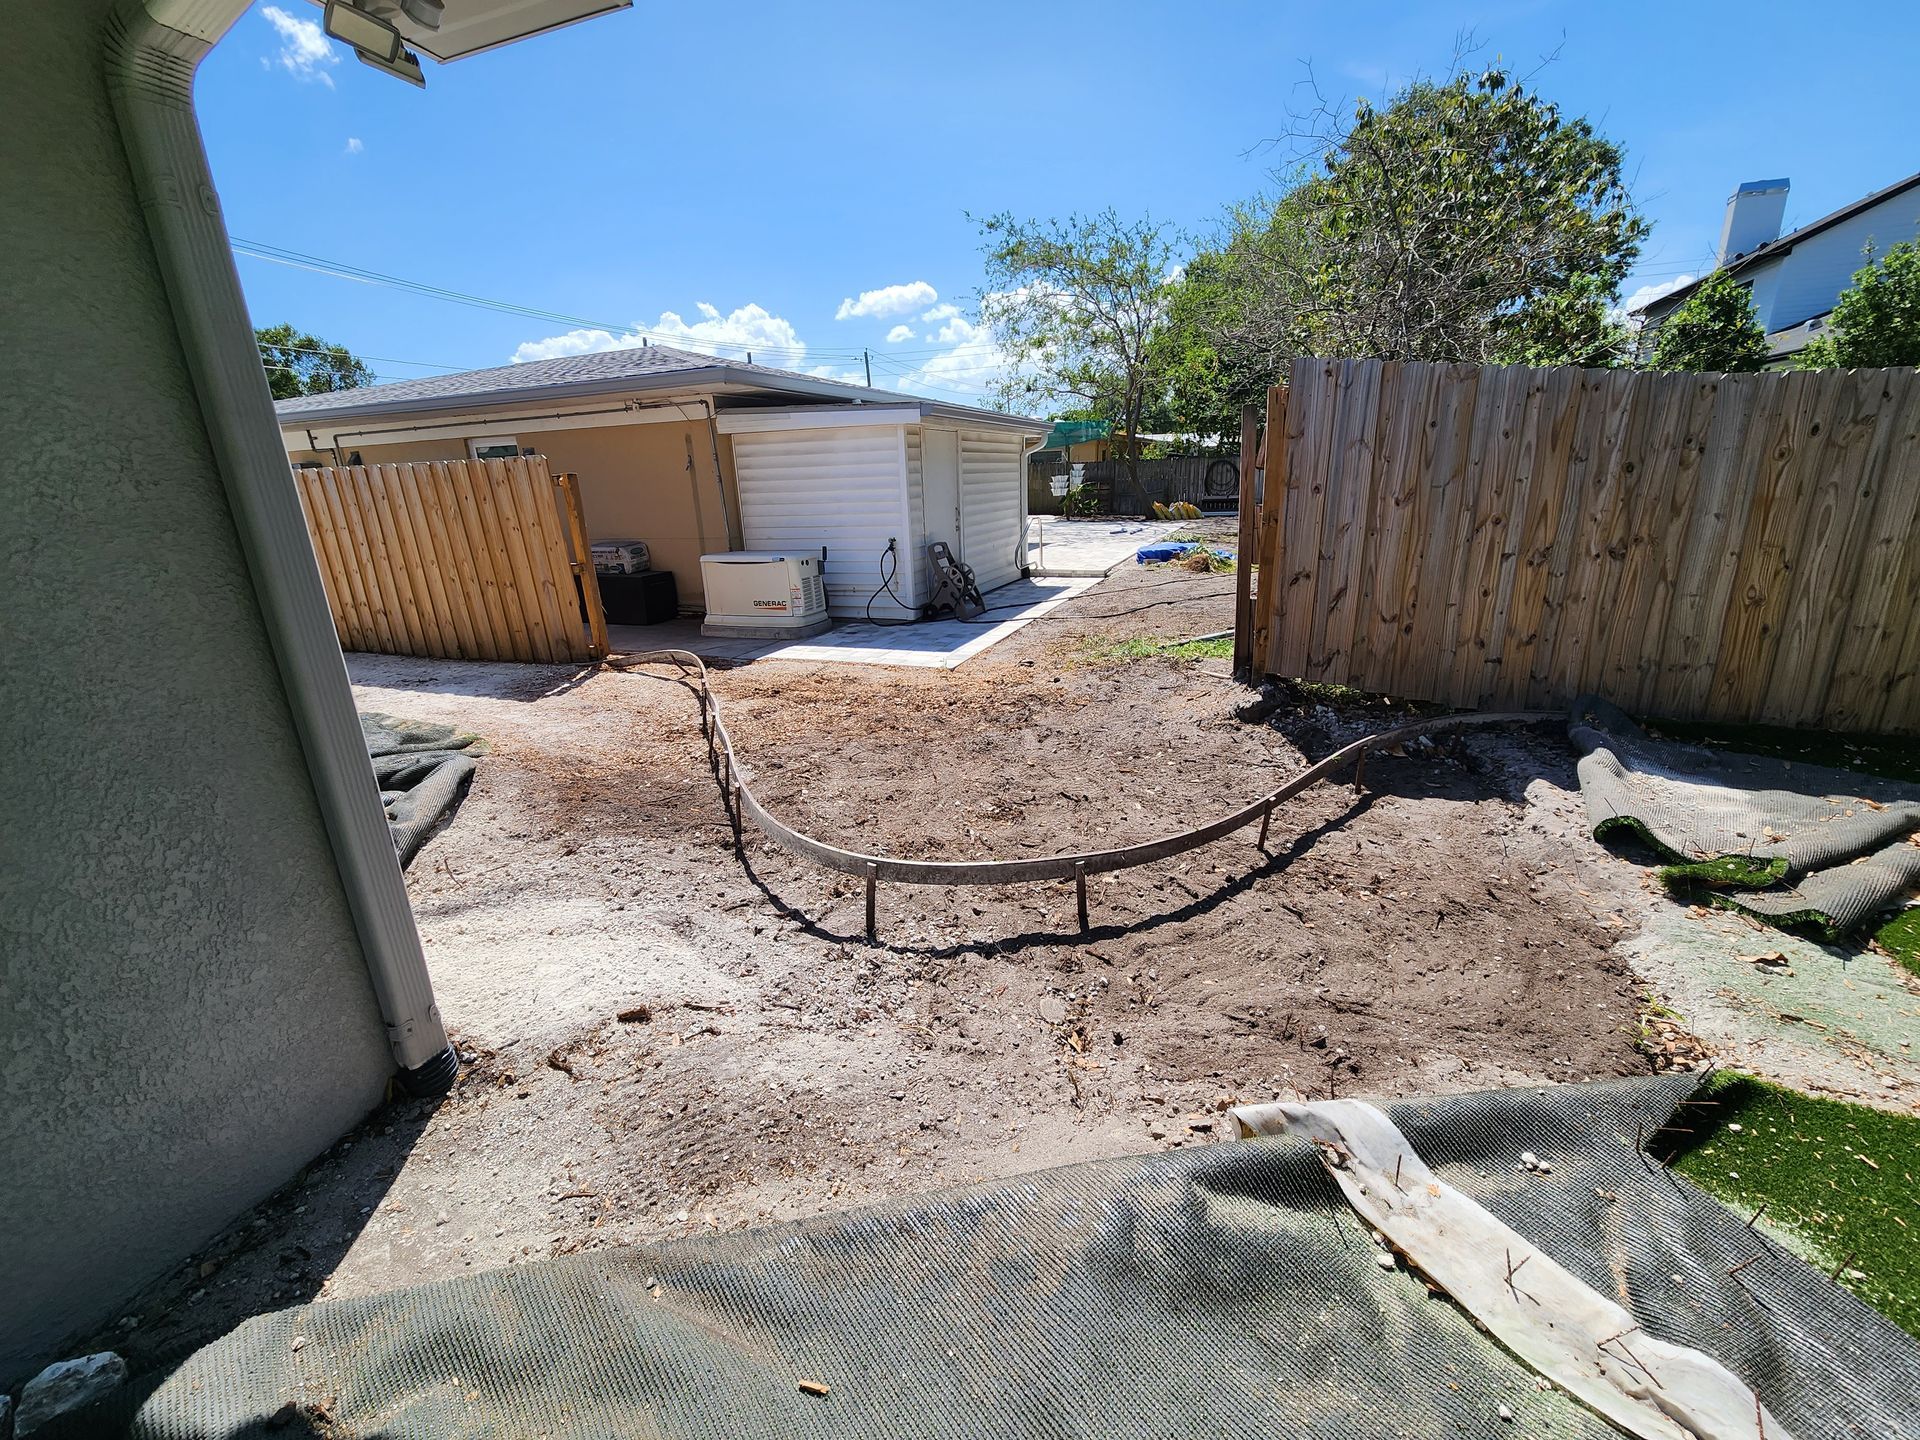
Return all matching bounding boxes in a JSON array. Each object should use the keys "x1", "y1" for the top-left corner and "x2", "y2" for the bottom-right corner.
[{"x1": 88, "y1": 558, "x2": 1914, "y2": 1377}]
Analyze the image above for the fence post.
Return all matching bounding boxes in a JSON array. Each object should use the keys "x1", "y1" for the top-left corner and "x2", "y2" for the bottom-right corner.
[
  {"x1": 1233, "y1": 404, "x2": 1261, "y2": 679},
  {"x1": 557, "y1": 472, "x2": 609, "y2": 660},
  {"x1": 1250, "y1": 384, "x2": 1289, "y2": 673}
]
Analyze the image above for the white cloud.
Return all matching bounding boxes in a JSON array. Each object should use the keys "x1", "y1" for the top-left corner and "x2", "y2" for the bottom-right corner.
[
  {"x1": 510, "y1": 301, "x2": 806, "y2": 366},
  {"x1": 929, "y1": 314, "x2": 978, "y2": 345},
  {"x1": 261, "y1": 6, "x2": 339, "y2": 86},
  {"x1": 835, "y1": 281, "x2": 938, "y2": 321},
  {"x1": 344, "y1": 136, "x2": 364, "y2": 155},
  {"x1": 885, "y1": 300, "x2": 1020, "y2": 404},
  {"x1": 884, "y1": 324, "x2": 915, "y2": 343},
  {"x1": 651, "y1": 301, "x2": 805, "y2": 360},
  {"x1": 888, "y1": 331, "x2": 1015, "y2": 403},
  {"x1": 1617, "y1": 274, "x2": 1697, "y2": 320},
  {"x1": 920, "y1": 302, "x2": 961, "y2": 323}
]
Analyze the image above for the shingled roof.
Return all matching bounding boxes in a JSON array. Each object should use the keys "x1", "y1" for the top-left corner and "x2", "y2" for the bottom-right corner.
[{"x1": 273, "y1": 342, "x2": 1029, "y2": 429}]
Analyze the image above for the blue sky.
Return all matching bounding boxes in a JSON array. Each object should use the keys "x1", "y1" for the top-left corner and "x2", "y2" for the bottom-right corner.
[{"x1": 203, "y1": 1, "x2": 1920, "y2": 405}]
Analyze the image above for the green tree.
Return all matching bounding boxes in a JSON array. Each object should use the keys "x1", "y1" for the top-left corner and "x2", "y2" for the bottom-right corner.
[
  {"x1": 1648, "y1": 270, "x2": 1770, "y2": 373},
  {"x1": 256, "y1": 323, "x2": 373, "y2": 401},
  {"x1": 1171, "y1": 68, "x2": 1644, "y2": 392},
  {"x1": 974, "y1": 209, "x2": 1181, "y2": 505},
  {"x1": 1796, "y1": 238, "x2": 1920, "y2": 370}
]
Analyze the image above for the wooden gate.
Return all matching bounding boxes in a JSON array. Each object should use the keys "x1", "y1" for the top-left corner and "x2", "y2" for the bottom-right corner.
[
  {"x1": 293, "y1": 456, "x2": 609, "y2": 664},
  {"x1": 1248, "y1": 358, "x2": 1920, "y2": 734}
]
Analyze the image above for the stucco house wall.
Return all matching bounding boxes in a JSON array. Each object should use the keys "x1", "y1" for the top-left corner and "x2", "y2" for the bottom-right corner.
[{"x1": 0, "y1": 0, "x2": 395, "y2": 1383}]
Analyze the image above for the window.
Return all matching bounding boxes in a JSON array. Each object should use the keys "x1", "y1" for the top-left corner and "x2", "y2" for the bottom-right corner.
[{"x1": 468, "y1": 435, "x2": 520, "y2": 461}]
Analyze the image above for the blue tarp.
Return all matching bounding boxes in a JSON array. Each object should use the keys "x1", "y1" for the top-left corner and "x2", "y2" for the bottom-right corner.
[{"x1": 1136, "y1": 542, "x2": 1197, "y2": 564}]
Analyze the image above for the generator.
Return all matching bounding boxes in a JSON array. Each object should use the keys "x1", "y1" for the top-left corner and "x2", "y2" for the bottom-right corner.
[{"x1": 699, "y1": 552, "x2": 831, "y2": 639}]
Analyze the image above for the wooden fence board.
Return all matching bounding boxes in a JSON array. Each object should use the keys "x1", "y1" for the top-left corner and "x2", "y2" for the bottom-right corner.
[
  {"x1": 416, "y1": 461, "x2": 483, "y2": 661},
  {"x1": 292, "y1": 456, "x2": 598, "y2": 665},
  {"x1": 1276, "y1": 359, "x2": 1338, "y2": 678},
  {"x1": 316, "y1": 467, "x2": 375, "y2": 652},
  {"x1": 343, "y1": 465, "x2": 402, "y2": 654},
  {"x1": 1355, "y1": 360, "x2": 1424, "y2": 693},
  {"x1": 1250, "y1": 385, "x2": 1289, "y2": 664},
  {"x1": 1655, "y1": 374, "x2": 1755, "y2": 716},
  {"x1": 1310, "y1": 358, "x2": 1381, "y2": 682},
  {"x1": 1824, "y1": 373, "x2": 1920, "y2": 730},
  {"x1": 1497, "y1": 367, "x2": 1579, "y2": 705},
  {"x1": 1250, "y1": 357, "x2": 1920, "y2": 735},
  {"x1": 294, "y1": 469, "x2": 352, "y2": 643}
]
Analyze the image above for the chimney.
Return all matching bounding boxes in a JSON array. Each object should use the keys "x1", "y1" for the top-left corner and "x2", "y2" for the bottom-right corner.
[{"x1": 1717, "y1": 179, "x2": 1790, "y2": 265}]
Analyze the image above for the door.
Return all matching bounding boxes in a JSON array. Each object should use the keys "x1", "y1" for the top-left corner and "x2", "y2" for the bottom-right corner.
[{"x1": 922, "y1": 427, "x2": 962, "y2": 558}]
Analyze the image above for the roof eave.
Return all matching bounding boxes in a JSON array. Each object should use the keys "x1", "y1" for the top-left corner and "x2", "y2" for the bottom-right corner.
[{"x1": 275, "y1": 362, "x2": 1040, "y2": 432}]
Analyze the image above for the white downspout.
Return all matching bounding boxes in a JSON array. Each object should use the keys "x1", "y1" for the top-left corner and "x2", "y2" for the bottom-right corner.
[
  {"x1": 104, "y1": 0, "x2": 456, "y2": 1094},
  {"x1": 1017, "y1": 434, "x2": 1045, "y2": 578}
]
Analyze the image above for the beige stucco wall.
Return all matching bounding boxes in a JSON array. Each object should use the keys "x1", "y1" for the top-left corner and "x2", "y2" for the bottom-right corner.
[
  {"x1": 286, "y1": 420, "x2": 742, "y2": 609},
  {"x1": 2, "y1": 0, "x2": 393, "y2": 1382},
  {"x1": 519, "y1": 422, "x2": 735, "y2": 607}
]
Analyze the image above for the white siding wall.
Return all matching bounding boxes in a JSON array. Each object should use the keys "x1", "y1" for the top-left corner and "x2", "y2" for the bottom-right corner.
[
  {"x1": 1750, "y1": 188, "x2": 1920, "y2": 331},
  {"x1": 730, "y1": 426, "x2": 916, "y2": 618},
  {"x1": 957, "y1": 428, "x2": 1025, "y2": 592}
]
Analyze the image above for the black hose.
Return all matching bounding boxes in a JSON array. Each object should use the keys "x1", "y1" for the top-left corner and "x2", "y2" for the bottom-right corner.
[{"x1": 864, "y1": 542, "x2": 916, "y2": 627}]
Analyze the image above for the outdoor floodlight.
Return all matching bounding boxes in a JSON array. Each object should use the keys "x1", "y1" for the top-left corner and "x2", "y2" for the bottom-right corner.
[{"x1": 323, "y1": 0, "x2": 405, "y2": 61}]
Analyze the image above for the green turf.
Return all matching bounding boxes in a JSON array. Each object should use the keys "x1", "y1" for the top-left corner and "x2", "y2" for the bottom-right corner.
[
  {"x1": 1657, "y1": 1072, "x2": 1920, "y2": 1338},
  {"x1": 1874, "y1": 906, "x2": 1920, "y2": 977},
  {"x1": 1077, "y1": 635, "x2": 1233, "y2": 665},
  {"x1": 1658, "y1": 854, "x2": 1791, "y2": 890}
]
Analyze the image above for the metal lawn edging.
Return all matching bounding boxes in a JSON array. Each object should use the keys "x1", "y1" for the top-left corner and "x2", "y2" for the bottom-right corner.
[{"x1": 613, "y1": 649, "x2": 1553, "y2": 939}]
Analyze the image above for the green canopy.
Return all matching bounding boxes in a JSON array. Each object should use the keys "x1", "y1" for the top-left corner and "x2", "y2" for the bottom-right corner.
[{"x1": 1043, "y1": 419, "x2": 1110, "y2": 449}]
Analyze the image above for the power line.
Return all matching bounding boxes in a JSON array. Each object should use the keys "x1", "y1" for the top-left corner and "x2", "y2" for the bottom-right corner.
[
  {"x1": 257, "y1": 339, "x2": 468, "y2": 372},
  {"x1": 231, "y1": 237, "x2": 872, "y2": 365}
]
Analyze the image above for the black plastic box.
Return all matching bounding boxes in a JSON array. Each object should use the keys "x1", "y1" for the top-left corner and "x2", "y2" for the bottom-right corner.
[{"x1": 597, "y1": 569, "x2": 678, "y2": 625}]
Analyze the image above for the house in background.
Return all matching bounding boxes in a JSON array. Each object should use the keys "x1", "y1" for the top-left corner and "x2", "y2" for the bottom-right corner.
[
  {"x1": 1632, "y1": 170, "x2": 1920, "y2": 361},
  {"x1": 278, "y1": 348, "x2": 1045, "y2": 621}
]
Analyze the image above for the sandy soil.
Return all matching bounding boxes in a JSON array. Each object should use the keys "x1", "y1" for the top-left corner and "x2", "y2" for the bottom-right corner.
[{"x1": 88, "y1": 560, "x2": 1912, "y2": 1377}]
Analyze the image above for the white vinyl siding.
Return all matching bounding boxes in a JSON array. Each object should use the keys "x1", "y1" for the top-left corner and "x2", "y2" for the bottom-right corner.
[
  {"x1": 730, "y1": 426, "x2": 915, "y2": 619},
  {"x1": 957, "y1": 429, "x2": 1025, "y2": 592}
]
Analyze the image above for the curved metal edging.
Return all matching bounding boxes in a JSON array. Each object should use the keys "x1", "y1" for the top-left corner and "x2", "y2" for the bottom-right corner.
[{"x1": 613, "y1": 649, "x2": 1554, "y2": 888}]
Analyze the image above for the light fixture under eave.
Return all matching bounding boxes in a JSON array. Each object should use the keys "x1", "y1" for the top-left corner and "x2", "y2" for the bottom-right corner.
[
  {"x1": 355, "y1": 45, "x2": 426, "y2": 88},
  {"x1": 322, "y1": 0, "x2": 404, "y2": 61}
]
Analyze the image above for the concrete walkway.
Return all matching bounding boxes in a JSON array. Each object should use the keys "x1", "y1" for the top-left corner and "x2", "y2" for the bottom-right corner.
[
  {"x1": 1026, "y1": 518, "x2": 1184, "y2": 577},
  {"x1": 606, "y1": 576, "x2": 1099, "y2": 670}
]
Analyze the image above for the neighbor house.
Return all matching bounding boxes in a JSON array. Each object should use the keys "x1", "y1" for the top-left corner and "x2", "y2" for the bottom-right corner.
[
  {"x1": 1632, "y1": 170, "x2": 1920, "y2": 362},
  {"x1": 277, "y1": 349, "x2": 1046, "y2": 621}
]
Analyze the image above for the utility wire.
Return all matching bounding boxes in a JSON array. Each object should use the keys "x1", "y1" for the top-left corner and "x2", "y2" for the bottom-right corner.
[
  {"x1": 231, "y1": 237, "x2": 869, "y2": 365},
  {"x1": 257, "y1": 339, "x2": 468, "y2": 372}
]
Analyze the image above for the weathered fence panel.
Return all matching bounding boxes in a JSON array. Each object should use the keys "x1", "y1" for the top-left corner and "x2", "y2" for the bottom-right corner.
[
  {"x1": 1028, "y1": 454, "x2": 1245, "y2": 514},
  {"x1": 293, "y1": 456, "x2": 607, "y2": 664},
  {"x1": 1250, "y1": 357, "x2": 1920, "y2": 734}
]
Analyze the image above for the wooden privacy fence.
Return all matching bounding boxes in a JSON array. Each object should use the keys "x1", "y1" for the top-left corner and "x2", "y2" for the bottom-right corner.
[
  {"x1": 293, "y1": 456, "x2": 608, "y2": 665},
  {"x1": 1250, "y1": 358, "x2": 1920, "y2": 734}
]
